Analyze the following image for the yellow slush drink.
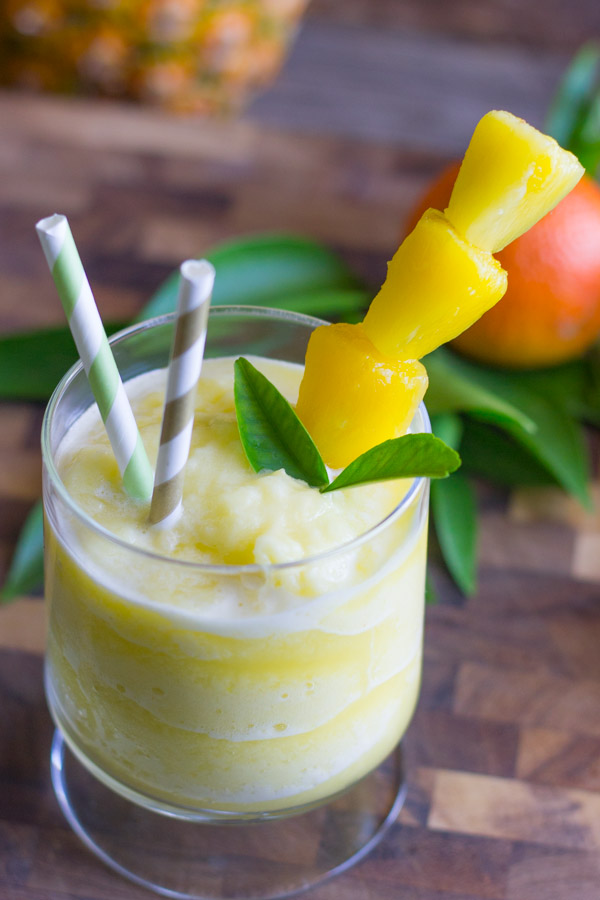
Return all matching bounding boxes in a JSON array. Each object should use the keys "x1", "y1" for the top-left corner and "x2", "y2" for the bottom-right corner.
[{"x1": 43, "y1": 309, "x2": 428, "y2": 817}]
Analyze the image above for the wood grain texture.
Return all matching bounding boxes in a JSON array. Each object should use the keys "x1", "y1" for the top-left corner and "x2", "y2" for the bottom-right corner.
[
  {"x1": 307, "y1": 0, "x2": 600, "y2": 51},
  {"x1": 2, "y1": 1, "x2": 600, "y2": 897}
]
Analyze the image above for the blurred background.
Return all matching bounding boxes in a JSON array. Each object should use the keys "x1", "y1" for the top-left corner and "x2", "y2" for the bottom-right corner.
[{"x1": 0, "y1": 0, "x2": 599, "y2": 334}]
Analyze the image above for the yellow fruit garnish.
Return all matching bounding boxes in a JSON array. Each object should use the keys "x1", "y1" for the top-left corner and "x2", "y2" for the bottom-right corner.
[
  {"x1": 296, "y1": 111, "x2": 583, "y2": 470},
  {"x1": 362, "y1": 209, "x2": 507, "y2": 360},
  {"x1": 445, "y1": 110, "x2": 584, "y2": 252},
  {"x1": 295, "y1": 324, "x2": 428, "y2": 469}
]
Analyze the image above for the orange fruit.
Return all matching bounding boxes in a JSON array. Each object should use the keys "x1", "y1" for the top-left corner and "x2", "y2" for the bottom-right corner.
[{"x1": 407, "y1": 162, "x2": 600, "y2": 368}]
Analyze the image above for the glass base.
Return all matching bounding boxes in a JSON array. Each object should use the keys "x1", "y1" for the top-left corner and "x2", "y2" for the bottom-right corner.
[{"x1": 50, "y1": 729, "x2": 407, "y2": 899}]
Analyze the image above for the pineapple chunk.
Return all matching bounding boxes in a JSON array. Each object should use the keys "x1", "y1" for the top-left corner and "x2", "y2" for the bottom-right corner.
[
  {"x1": 295, "y1": 323, "x2": 427, "y2": 469},
  {"x1": 362, "y1": 209, "x2": 507, "y2": 360},
  {"x1": 446, "y1": 110, "x2": 583, "y2": 252}
]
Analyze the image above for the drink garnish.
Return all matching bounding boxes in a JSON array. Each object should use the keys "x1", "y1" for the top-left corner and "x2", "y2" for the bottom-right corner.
[
  {"x1": 234, "y1": 357, "x2": 459, "y2": 490},
  {"x1": 234, "y1": 357, "x2": 329, "y2": 488},
  {"x1": 321, "y1": 435, "x2": 460, "y2": 493}
]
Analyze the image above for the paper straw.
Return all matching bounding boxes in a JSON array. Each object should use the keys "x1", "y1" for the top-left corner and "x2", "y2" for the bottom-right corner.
[
  {"x1": 36, "y1": 214, "x2": 154, "y2": 502},
  {"x1": 149, "y1": 259, "x2": 215, "y2": 528}
]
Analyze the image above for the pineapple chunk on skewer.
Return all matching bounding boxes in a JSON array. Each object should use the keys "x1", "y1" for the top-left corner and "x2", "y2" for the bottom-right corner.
[
  {"x1": 445, "y1": 110, "x2": 583, "y2": 252},
  {"x1": 295, "y1": 110, "x2": 583, "y2": 469},
  {"x1": 295, "y1": 324, "x2": 428, "y2": 469},
  {"x1": 362, "y1": 209, "x2": 507, "y2": 360}
]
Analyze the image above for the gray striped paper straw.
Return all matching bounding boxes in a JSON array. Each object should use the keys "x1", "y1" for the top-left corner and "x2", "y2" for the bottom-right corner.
[
  {"x1": 149, "y1": 259, "x2": 215, "y2": 527},
  {"x1": 36, "y1": 214, "x2": 154, "y2": 502}
]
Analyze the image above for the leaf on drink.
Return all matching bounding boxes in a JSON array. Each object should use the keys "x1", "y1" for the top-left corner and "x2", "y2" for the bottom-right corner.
[
  {"x1": 234, "y1": 358, "x2": 329, "y2": 488},
  {"x1": 137, "y1": 234, "x2": 365, "y2": 323},
  {"x1": 1, "y1": 501, "x2": 44, "y2": 603},
  {"x1": 321, "y1": 434, "x2": 461, "y2": 493},
  {"x1": 431, "y1": 471, "x2": 478, "y2": 596}
]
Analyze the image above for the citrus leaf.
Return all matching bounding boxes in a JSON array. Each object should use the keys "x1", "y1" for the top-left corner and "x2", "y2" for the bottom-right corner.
[
  {"x1": 321, "y1": 434, "x2": 461, "y2": 493},
  {"x1": 425, "y1": 348, "x2": 535, "y2": 432},
  {"x1": 234, "y1": 357, "x2": 328, "y2": 487},
  {"x1": 429, "y1": 413, "x2": 477, "y2": 595},
  {"x1": 248, "y1": 286, "x2": 369, "y2": 319},
  {"x1": 470, "y1": 381, "x2": 591, "y2": 507},
  {"x1": 511, "y1": 358, "x2": 588, "y2": 411},
  {"x1": 431, "y1": 472, "x2": 477, "y2": 596},
  {"x1": 430, "y1": 411, "x2": 463, "y2": 451},
  {"x1": 425, "y1": 571, "x2": 439, "y2": 605},
  {"x1": 440, "y1": 352, "x2": 592, "y2": 508},
  {"x1": 575, "y1": 93, "x2": 600, "y2": 176},
  {"x1": 1, "y1": 501, "x2": 44, "y2": 603},
  {"x1": 505, "y1": 356, "x2": 600, "y2": 427},
  {"x1": 136, "y1": 234, "x2": 364, "y2": 322},
  {"x1": 546, "y1": 42, "x2": 600, "y2": 148},
  {"x1": 460, "y1": 419, "x2": 558, "y2": 488},
  {"x1": 0, "y1": 321, "x2": 127, "y2": 401},
  {"x1": 545, "y1": 42, "x2": 600, "y2": 175},
  {"x1": 581, "y1": 345, "x2": 600, "y2": 425}
]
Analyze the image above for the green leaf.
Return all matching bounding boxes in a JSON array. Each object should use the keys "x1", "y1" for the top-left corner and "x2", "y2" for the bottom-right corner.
[
  {"x1": 234, "y1": 357, "x2": 329, "y2": 487},
  {"x1": 503, "y1": 355, "x2": 600, "y2": 427},
  {"x1": 545, "y1": 42, "x2": 600, "y2": 175},
  {"x1": 428, "y1": 350, "x2": 592, "y2": 508},
  {"x1": 425, "y1": 348, "x2": 535, "y2": 432},
  {"x1": 469, "y1": 376, "x2": 591, "y2": 507},
  {"x1": 431, "y1": 472, "x2": 477, "y2": 596},
  {"x1": 430, "y1": 412, "x2": 463, "y2": 451},
  {"x1": 459, "y1": 419, "x2": 558, "y2": 488},
  {"x1": 425, "y1": 571, "x2": 439, "y2": 605},
  {"x1": 136, "y1": 234, "x2": 364, "y2": 322},
  {"x1": 575, "y1": 93, "x2": 600, "y2": 176},
  {"x1": 0, "y1": 321, "x2": 127, "y2": 401},
  {"x1": 429, "y1": 412, "x2": 477, "y2": 595},
  {"x1": 265, "y1": 287, "x2": 369, "y2": 320},
  {"x1": 1, "y1": 501, "x2": 44, "y2": 603},
  {"x1": 546, "y1": 42, "x2": 600, "y2": 146},
  {"x1": 582, "y1": 345, "x2": 600, "y2": 425},
  {"x1": 321, "y1": 434, "x2": 461, "y2": 493}
]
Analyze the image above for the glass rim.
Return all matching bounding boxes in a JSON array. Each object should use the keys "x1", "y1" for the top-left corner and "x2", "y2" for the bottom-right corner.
[{"x1": 42, "y1": 305, "x2": 431, "y2": 575}]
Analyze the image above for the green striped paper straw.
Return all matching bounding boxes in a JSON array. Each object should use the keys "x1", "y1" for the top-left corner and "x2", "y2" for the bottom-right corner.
[
  {"x1": 36, "y1": 214, "x2": 154, "y2": 502},
  {"x1": 149, "y1": 260, "x2": 215, "y2": 527}
]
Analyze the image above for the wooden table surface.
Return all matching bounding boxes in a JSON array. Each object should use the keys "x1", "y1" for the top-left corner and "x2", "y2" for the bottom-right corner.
[{"x1": 2, "y1": 2, "x2": 600, "y2": 898}]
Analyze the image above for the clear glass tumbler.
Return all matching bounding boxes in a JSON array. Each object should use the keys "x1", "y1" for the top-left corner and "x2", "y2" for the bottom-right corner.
[{"x1": 42, "y1": 306, "x2": 430, "y2": 899}]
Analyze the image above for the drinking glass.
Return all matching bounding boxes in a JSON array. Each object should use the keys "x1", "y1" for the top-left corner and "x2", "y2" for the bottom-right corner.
[{"x1": 42, "y1": 306, "x2": 429, "y2": 899}]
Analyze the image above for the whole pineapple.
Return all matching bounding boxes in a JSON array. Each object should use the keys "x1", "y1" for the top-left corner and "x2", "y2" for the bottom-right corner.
[{"x1": 0, "y1": 0, "x2": 309, "y2": 111}]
